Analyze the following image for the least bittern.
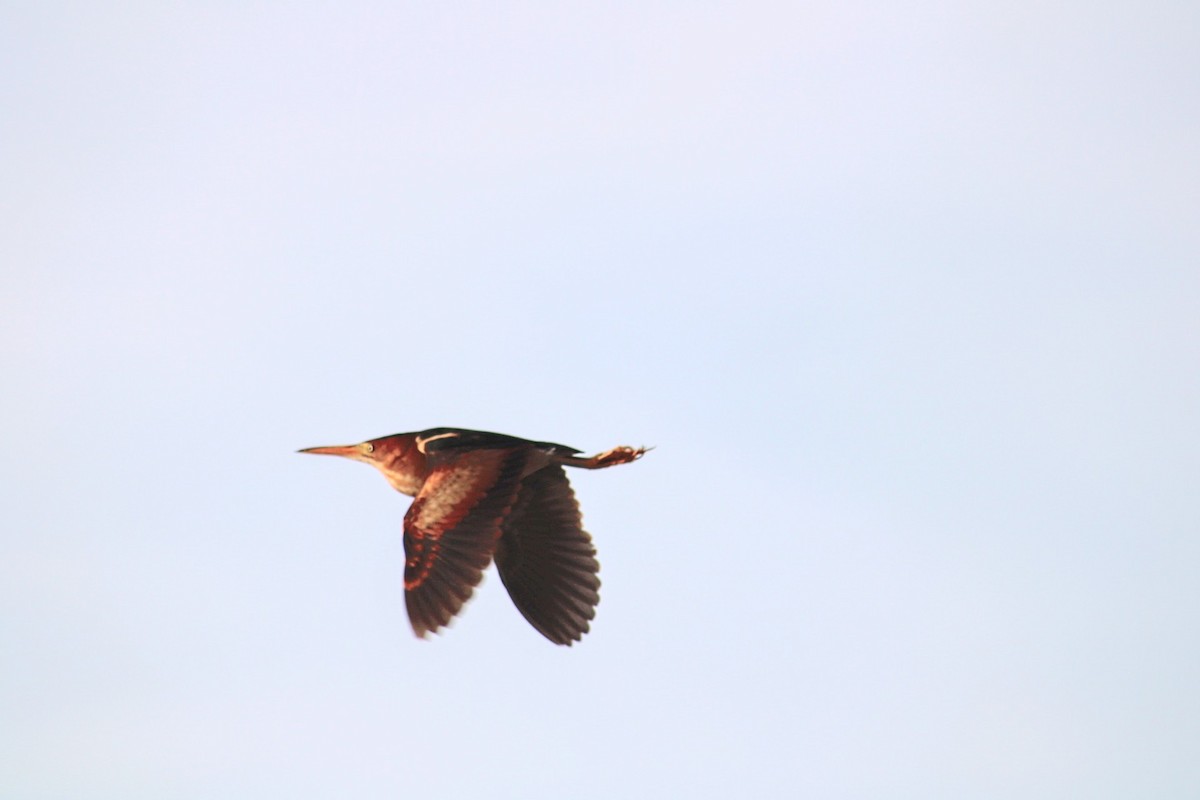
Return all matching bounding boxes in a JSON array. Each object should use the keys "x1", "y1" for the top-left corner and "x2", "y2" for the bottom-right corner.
[{"x1": 299, "y1": 428, "x2": 647, "y2": 645}]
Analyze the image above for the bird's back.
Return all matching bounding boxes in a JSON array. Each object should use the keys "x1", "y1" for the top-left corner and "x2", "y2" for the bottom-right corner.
[{"x1": 415, "y1": 427, "x2": 582, "y2": 459}]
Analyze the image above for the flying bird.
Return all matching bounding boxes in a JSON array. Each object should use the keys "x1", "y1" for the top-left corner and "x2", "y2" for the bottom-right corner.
[{"x1": 299, "y1": 428, "x2": 647, "y2": 645}]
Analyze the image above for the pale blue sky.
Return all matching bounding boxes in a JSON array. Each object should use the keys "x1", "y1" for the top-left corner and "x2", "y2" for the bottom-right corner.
[{"x1": 2, "y1": 3, "x2": 1198, "y2": 798}]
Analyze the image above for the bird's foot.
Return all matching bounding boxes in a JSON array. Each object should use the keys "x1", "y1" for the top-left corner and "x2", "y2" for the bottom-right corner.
[{"x1": 572, "y1": 445, "x2": 650, "y2": 469}]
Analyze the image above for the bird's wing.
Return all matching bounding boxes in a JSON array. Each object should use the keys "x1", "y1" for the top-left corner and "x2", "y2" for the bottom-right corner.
[
  {"x1": 493, "y1": 465, "x2": 600, "y2": 645},
  {"x1": 402, "y1": 447, "x2": 529, "y2": 638}
]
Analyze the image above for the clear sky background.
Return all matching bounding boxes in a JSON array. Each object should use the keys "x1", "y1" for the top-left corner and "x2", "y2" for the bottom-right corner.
[{"x1": 2, "y1": 3, "x2": 1197, "y2": 798}]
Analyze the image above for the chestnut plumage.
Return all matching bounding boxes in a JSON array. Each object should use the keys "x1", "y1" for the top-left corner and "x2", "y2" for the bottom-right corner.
[{"x1": 299, "y1": 428, "x2": 646, "y2": 645}]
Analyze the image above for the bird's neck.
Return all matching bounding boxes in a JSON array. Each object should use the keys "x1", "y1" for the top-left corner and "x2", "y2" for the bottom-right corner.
[{"x1": 376, "y1": 439, "x2": 428, "y2": 496}]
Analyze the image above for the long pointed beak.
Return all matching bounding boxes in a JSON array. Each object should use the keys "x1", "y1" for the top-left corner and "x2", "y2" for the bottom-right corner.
[{"x1": 297, "y1": 444, "x2": 361, "y2": 458}]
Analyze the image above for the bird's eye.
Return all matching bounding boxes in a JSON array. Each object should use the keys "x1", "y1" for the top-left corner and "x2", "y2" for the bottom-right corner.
[{"x1": 362, "y1": 442, "x2": 375, "y2": 454}]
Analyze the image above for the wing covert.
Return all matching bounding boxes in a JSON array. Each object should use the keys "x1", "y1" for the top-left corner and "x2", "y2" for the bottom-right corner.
[{"x1": 403, "y1": 447, "x2": 529, "y2": 638}]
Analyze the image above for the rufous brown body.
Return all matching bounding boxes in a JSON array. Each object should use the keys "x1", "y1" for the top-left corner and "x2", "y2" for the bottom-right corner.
[{"x1": 299, "y1": 428, "x2": 646, "y2": 645}]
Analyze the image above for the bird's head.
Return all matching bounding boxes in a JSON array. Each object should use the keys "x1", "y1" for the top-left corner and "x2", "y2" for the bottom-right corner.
[{"x1": 298, "y1": 433, "x2": 426, "y2": 495}]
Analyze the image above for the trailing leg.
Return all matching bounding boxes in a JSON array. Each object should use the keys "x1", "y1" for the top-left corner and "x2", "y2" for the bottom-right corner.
[{"x1": 556, "y1": 445, "x2": 649, "y2": 470}]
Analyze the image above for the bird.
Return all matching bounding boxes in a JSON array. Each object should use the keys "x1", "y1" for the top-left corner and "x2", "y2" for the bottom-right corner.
[{"x1": 299, "y1": 427, "x2": 647, "y2": 645}]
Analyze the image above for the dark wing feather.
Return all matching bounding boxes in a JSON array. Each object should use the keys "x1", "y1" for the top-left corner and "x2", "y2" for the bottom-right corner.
[
  {"x1": 403, "y1": 448, "x2": 528, "y2": 638},
  {"x1": 417, "y1": 428, "x2": 582, "y2": 457},
  {"x1": 494, "y1": 465, "x2": 600, "y2": 645}
]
